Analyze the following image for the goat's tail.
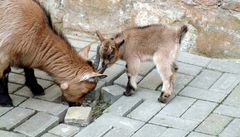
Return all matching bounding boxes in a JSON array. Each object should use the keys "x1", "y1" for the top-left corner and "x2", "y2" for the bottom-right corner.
[{"x1": 178, "y1": 25, "x2": 188, "y2": 44}]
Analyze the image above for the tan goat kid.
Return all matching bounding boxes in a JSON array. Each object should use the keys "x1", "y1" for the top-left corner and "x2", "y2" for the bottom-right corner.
[
  {"x1": 0, "y1": 0, "x2": 106, "y2": 106},
  {"x1": 96, "y1": 23, "x2": 187, "y2": 103}
]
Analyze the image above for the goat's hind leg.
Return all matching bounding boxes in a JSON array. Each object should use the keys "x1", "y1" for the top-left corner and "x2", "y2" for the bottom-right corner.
[
  {"x1": 24, "y1": 68, "x2": 44, "y2": 96},
  {"x1": 0, "y1": 66, "x2": 13, "y2": 106}
]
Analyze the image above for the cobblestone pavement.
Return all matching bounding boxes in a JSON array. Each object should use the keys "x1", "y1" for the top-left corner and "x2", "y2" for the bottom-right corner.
[{"x1": 0, "y1": 34, "x2": 240, "y2": 137}]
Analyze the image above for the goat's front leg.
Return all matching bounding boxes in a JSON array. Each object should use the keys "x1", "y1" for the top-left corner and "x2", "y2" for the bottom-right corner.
[
  {"x1": 124, "y1": 58, "x2": 140, "y2": 96},
  {"x1": 24, "y1": 68, "x2": 44, "y2": 96},
  {"x1": 0, "y1": 66, "x2": 12, "y2": 106}
]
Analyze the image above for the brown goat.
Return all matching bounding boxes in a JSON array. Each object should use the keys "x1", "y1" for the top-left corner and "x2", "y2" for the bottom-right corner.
[
  {"x1": 96, "y1": 23, "x2": 187, "y2": 103},
  {"x1": 0, "y1": 0, "x2": 106, "y2": 106}
]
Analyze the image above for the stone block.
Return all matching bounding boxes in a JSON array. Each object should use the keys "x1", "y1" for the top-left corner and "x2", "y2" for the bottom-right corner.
[
  {"x1": 219, "y1": 118, "x2": 240, "y2": 137},
  {"x1": 177, "y1": 62, "x2": 202, "y2": 76},
  {"x1": 214, "y1": 105, "x2": 240, "y2": 118},
  {"x1": 177, "y1": 52, "x2": 211, "y2": 67},
  {"x1": 0, "y1": 130, "x2": 26, "y2": 137},
  {"x1": 207, "y1": 59, "x2": 240, "y2": 74},
  {"x1": 103, "y1": 128, "x2": 133, "y2": 137},
  {"x1": 114, "y1": 73, "x2": 143, "y2": 87},
  {"x1": 36, "y1": 85, "x2": 62, "y2": 102},
  {"x1": 101, "y1": 85, "x2": 125, "y2": 104},
  {"x1": 132, "y1": 124, "x2": 167, "y2": 137},
  {"x1": 223, "y1": 84, "x2": 240, "y2": 107},
  {"x1": 48, "y1": 123, "x2": 80, "y2": 137},
  {"x1": 138, "y1": 69, "x2": 162, "y2": 90},
  {"x1": 160, "y1": 128, "x2": 189, "y2": 137}
]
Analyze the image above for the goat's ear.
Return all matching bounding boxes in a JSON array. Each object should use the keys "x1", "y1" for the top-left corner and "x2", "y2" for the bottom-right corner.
[
  {"x1": 60, "y1": 82, "x2": 69, "y2": 90},
  {"x1": 96, "y1": 31, "x2": 105, "y2": 42},
  {"x1": 82, "y1": 73, "x2": 107, "y2": 82},
  {"x1": 115, "y1": 39, "x2": 125, "y2": 48},
  {"x1": 79, "y1": 45, "x2": 90, "y2": 60}
]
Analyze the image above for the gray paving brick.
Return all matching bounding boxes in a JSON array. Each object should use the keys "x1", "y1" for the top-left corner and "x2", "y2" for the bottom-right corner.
[
  {"x1": 207, "y1": 59, "x2": 240, "y2": 74},
  {"x1": 37, "y1": 79, "x2": 53, "y2": 89},
  {"x1": 114, "y1": 73, "x2": 143, "y2": 87},
  {"x1": 14, "y1": 86, "x2": 34, "y2": 98},
  {"x1": 34, "y1": 69, "x2": 53, "y2": 81},
  {"x1": 159, "y1": 128, "x2": 189, "y2": 137},
  {"x1": 74, "y1": 121, "x2": 112, "y2": 137},
  {"x1": 19, "y1": 98, "x2": 68, "y2": 121},
  {"x1": 187, "y1": 132, "x2": 216, "y2": 137},
  {"x1": 0, "y1": 106, "x2": 13, "y2": 116},
  {"x1": 14, "y1": 112, "x2": 59, "y2": 137},
  {"x1": 214, "y1": 105, "x2": 240, "y2": 118},
  {"x1": 127, "y1": 100, "x2": 164, "y2": 122},
  {"x1": 132, "y1": 124, "x2": 167, "y2": 137},
  {"x1": 48, "y1": 124, "x2": 80, "y2": 137},
  {"x1": 139, "y1": 69, "x2": 162, "y2": 90},
  {"x1": 196, "y1": 113, "x2": 232, "y2": 135},
  {"x1": 210, "y1": 73, "x2": 240, "y2": 94},
  {"x1": 223, "y1": 84, "x2": 240, "y2": 107},
  {"x1": 10, "y1": 94, "x2": 27, "y2": 106},
  {"x1": 9, "y1": 73, "x2": 25, "y2": 84},
  {"x1": 219, "y1": 118, "x2": 240, "y2": 137},
  {"x1": 189, "y1": 69, "x2": 222, "y2": 89},
  {"x1": 150, "y1": 114, "x2": 199, "y2": 131},
  {"x1": 8, "y1": 83, "x2": 22, "y2": 94},
  {"x1": 139, "y1": 61, "x2": 155, "y2": 76},
  {"x1": 11, "y1": 67, "x2": 24, "y2": 74},
  {"x1": 64, "y1": 107, "x2": 92, "y2": 126},
  {"x1": 0, "y1": 107, "x2": 35, "y2": 130},
  {"x1": 41, "y1": 133, "x2": 59, "y2": 137},
  {"x1": 95, "y1": 113, "x2": 144, "y2": 132},
  {"x1": 159, "y1": 96, "x2": 196, "y2": 117},
  {"x1": 101, "y1": 64, "x2": 125, "y2": 84},
  {"x1": 177, "y1": 62, "x2": 202, "y2": 76},
  {"x1": 103, "y1": 128, "x2": 133, "y2": 137},
  {"x1": 68, "y1": 38, "x2": 92, "y2": 50},
  {"x1": 36, "y1": 85, "x2": 62, "y2": 102},
  {"x1": 101, "y1": 85, "x2": 125, "y2": 104},
  {"x1": 180, "y1": 86, "x2": 226, "y2": 102},
  {"x1": 181, "y1": 100, "x2": 217, "y2": 122},
  {"x1": 177, "y1": 52, "x2": 211, "y2": 67},
  {"x1": 116, "y1": 60, "x2": 126, "y2": 66},
  {"x1": 104, "y1": 96, "x2": 143, "y2": 116},
  {"x1": 0, "y1": 130, "x2": 26, "y2": 137},
  {"x1": 134, "y1": 88, "x2": 161, "y2": 102}
]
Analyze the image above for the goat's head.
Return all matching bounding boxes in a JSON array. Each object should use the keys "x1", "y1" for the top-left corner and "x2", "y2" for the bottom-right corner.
[
  {"x1": 60, "y1": 45, "x2": 107, "y2": 105},
  {"x1": 96, "y1": 31, "x2": 125, "y2": 73}
]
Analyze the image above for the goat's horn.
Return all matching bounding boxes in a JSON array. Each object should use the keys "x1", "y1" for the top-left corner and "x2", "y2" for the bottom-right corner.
[{"x1": 93, "y1": 45, "x2": 101, "y2": 70}]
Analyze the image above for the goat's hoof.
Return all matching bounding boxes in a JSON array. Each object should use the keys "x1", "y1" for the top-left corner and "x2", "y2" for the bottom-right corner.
[
  {"x1": 0, "y1": 95, "x2": 13, "y2": 107},
  {"x1": 31, "y1": 84, "x2": 45, "y2": 96},
  {"x1": 158, "y1": 92, "x2": 170, "y2": 103},
  {"x1": 123, "y1": 91, "x2": 132, "y2": 96}
]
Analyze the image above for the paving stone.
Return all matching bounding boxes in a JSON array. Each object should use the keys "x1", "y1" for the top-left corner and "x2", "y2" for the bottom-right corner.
[
  {"x1": 159, "y1": 128, "x2": 189, "y2": 137},
  {"x1": 127, "y1": 100, "x2": 164, "y2": 122},
  {"x1": 134, "y1": 88, "x2": 161, "y2": 102},
  {"x1": 95, "y1": 113, "x2": 145, "y2": 132},
  {"x1": 0, "y1": 106, "x2": 13, "y2": 116},
  {"x1": 9, "y1": 73, "x2": 25, "y2": 84},
  {"x1": 177, "y1": 52, "x2": 211, "y2": 67},
  {"x1": 14, "y1": 86, "x2": 34, "y2": 98},
  {"x1": 196, "y1": 113, "x2": 232, "y2": 135},
  {"x1": 115, "y1": 60, "x2": 126, "y2": 66},
  {"x1": 19, "y1": 98, "x2": 68, "y2": 121},
  {"x1": 159, "y1": 96, "x2": 196, "y2": 117},
  {"x1": 214, "y1": 105, "x2": 240, "y2": 118},
  {"x1": 181, "y1": 100, "x2": 217, "y2": 122},
  {"x1": 0, "y1": 130, "x2": 26, "y2": 137},
  {"x1": 223, "y1": 84, "x2": 240, "y2": 107},
  {"x1": 103, "y1": 128, "x2": 133, "y2": 137},
  {"x1": 210, "y1": 73, "x2": 240, "y2": 94},
  {"x1": 74, "y1": 121, "x2": 112, "y2": 137},
  {"x1": 64, "y1": 107, "x2": 92, "y2": 126},
  {"x1": 41, "y1": 133, "x2": 60, "y2": 137},
  {"x1": 11, "y1": 67, "x2": 24, "y2": 74},
  {"x1": 132, "y1": 124, "x2": 167, "y2": 137},
  {"x1": 48, "y1": 124, "x2": 80, "y2": 137},
  {"x1": 36, "y1": 85, "x2": 62, "y2": 102},
  {"x1": 177, "y1": 62, "x2": 202, "y2": 76},
  {"x1": 0, "y1": 107, "x2": 35, "y2": 130},
  {"x1": 34, "y1": 69, "x2": 53, "y2": 80},
  {"x1": 14, "y1": 112, "x2": 59, "y2": 137},
  {"x1": 207, "y1": 59, "x2": 240, "y2": 74},
  {"x1": 68, "y1": 38, "x2": 92, "y2": 49},
  {"x1": 114, "y1": 73, "x2": 143, "y2": 87},
  {"x1": 102, "y1": 64, "x2": 125, "y2": 84},
  {"x1": 187, "y1": 132, "x2": 216, "y2": 137},
  {"x1": 9, "y1": 94, "x2": 27, "y2": 106},
  {"x1": 139, "y1": 61, "x2": 155, "y2": 76},
  {"x1": 37, "y1": 79, "x2": 53, "y2": 89},
  {"x1": 104, "y1": 96, "x2": 143, "y2": 116},
  {"x1": 101, "y1": 85, "x2": 125, "y2": 104},
  {"x1": 8, "y1": 83, "x2": 22, "y2": 94},
  {"x1": 180, "y1": 86, "x2": 226, "y2": 102},
  {"x1": 219, "y1": 118, "x2": 240, "y2": 137},
  {"x1": 139, "y1": 69, "x2": 162, "y2": 90},
  {"x1": 189, "y1": 69, "x2": 222, "y2": 89},
  {"x1": 150, "y1": 114, "x2": 199, "y2": 131}
]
